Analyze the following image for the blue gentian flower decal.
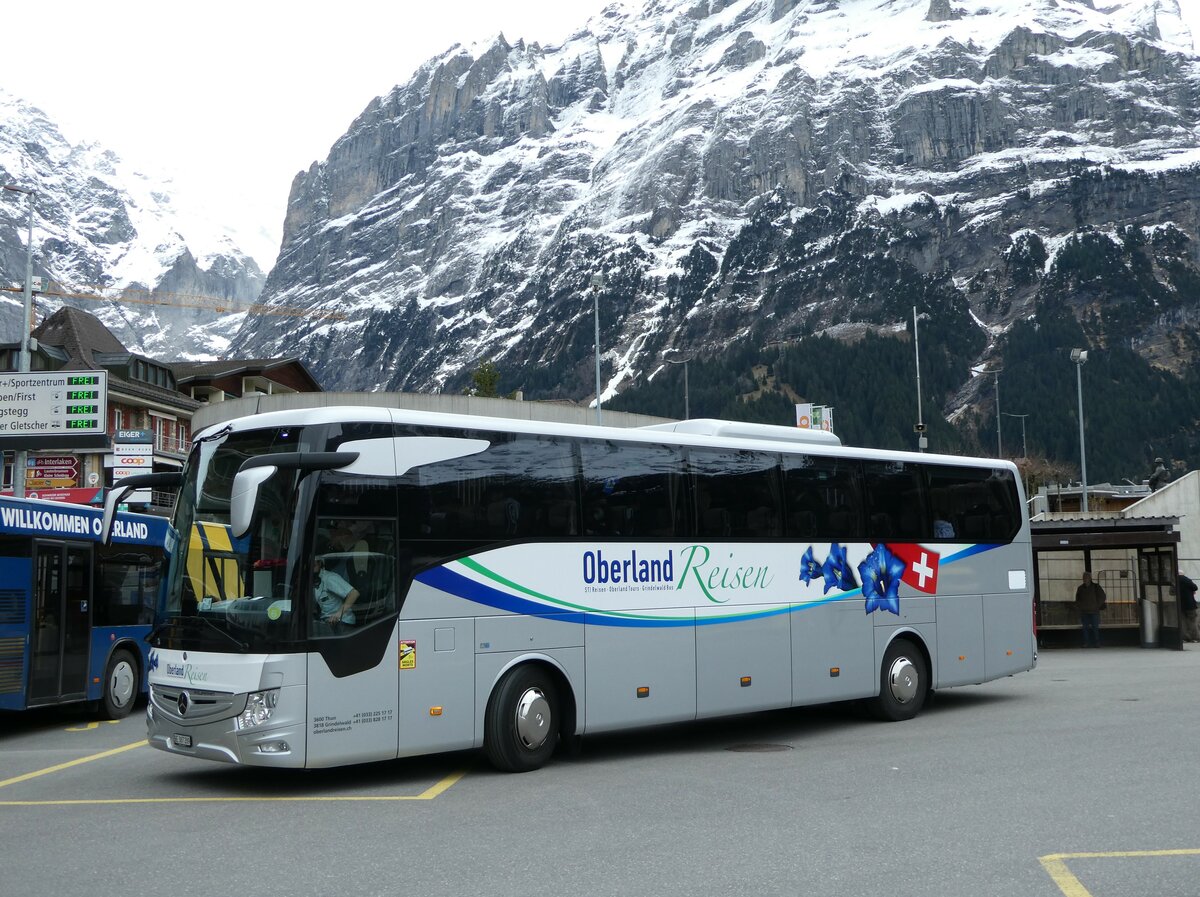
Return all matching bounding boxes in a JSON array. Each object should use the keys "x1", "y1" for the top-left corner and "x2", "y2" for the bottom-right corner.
[
  {"x1": 148, "y1": 650, "x2": 159, "y2": 672},
  {"x1": 800, "y1": 546, "x2": 821, "y2": 585},
  {"x1": 821, "y1": 542, "x2": 858, "y2": 594},
  {"x1": 859, "y1": 543, "x2": 905, "y2": 615}
]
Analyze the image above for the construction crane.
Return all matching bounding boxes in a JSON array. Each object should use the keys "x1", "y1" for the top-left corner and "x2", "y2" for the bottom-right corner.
[{"x1": 0, "y1": 284, "x2": 347, "y2": 320}]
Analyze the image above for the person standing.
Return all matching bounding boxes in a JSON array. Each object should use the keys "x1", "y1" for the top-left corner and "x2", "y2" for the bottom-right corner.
[
  {"x1": 1075, "y1": 570, "x2": 1107, "y2": 648},
  {"x1": 1179, "y1": 572, "x2": 1199, "y2": 643}
]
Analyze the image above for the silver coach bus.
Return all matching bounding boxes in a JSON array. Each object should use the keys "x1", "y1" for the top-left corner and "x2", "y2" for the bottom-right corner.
[{"x1": 109, "y1": 407, "x2": 1035, "y2": 772}]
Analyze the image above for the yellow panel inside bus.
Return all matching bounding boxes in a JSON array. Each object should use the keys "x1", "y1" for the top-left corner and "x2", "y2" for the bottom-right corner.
[{"x1": 187, "y1": 522, "x2": 243, "y2": 601}]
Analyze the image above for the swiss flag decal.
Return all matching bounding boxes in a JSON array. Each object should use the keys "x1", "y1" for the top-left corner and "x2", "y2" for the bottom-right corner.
[{"x1": 886, "y1": 544, "x2": 941, "y2": 595}]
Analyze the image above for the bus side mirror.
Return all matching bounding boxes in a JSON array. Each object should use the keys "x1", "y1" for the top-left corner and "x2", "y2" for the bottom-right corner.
[
  {"x1": 230, "y1": 451, "x2": 361, "y2": 539},
  {"x1": 102, "y1": 472, "x2": 183, "y2": 545},
  {"x1": 230, "y1": 466, "x2": 278, "y2": 539}
]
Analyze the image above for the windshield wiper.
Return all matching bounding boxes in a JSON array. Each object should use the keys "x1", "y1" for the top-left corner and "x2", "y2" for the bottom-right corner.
[{"x1": 146, "y1": 614, "x2": 249, "y2": 651}]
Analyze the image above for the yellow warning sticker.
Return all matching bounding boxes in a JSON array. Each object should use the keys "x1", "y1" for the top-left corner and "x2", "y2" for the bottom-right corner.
[{"x1": 399, "y1": 640, "x2": 416, "y2": 670}]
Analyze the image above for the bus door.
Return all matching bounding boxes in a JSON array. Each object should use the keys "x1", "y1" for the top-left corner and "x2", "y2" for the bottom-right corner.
[{"x1": 28, "y1": 541, "x2": 92, "y2": 706}]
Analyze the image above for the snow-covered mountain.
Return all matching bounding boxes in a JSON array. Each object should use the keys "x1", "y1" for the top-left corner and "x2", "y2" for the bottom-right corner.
[
  {"x1": 0, "y1": 89, "x2": 264, "y2": 359},
  {"x1": 239, "y1": 0, "x2": 1199, "y2": 421}
]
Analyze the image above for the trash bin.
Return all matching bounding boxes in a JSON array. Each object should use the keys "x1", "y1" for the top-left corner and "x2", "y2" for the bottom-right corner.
[{"x1": 1140, "y1": 598, "x2": 1158, "y2": 648}]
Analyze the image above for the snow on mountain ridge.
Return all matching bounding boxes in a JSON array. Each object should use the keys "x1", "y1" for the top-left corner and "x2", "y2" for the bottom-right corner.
[
  {"x1": 236, "y1": 0, "x2": 1200, "y2": 400},
  {"x1": 0, "y1": 87, "x2": 264, "y2": 359}
]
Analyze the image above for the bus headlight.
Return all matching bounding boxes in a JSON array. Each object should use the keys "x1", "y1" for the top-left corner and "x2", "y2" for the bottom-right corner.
[{"x1": 235, "y1": 689, "x2": 280, "y2": 731}]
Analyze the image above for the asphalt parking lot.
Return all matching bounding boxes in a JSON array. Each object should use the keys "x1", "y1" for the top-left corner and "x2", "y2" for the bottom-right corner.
[{"x1": 3, "y1": 646, "x2": 1198, "y2": 897}]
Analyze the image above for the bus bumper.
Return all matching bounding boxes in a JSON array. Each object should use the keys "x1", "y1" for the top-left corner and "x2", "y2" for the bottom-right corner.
[{"x1": 146, "y1": 691, "x2": 305, "y2": 768}]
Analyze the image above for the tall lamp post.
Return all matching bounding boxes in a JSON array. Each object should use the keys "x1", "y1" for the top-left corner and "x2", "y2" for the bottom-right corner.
[
  {"x1": 3, "y1": 185, "x2": 34, "y2": 499},
  {"x1": 590, "y1": 273, "x2": 604, "y2": 425},
  {"x1": 992, "y1": 367, "x2": 1003, "y2": 458},
  {"x1": 1071, "y1": 348, "x2": 1089, "y2": 512},
  {"x1": 1001, "y1": 412, "x2": 1029, "y2": 459},
  {"x1": 665, "y1": 355, "x2": 692, "y2": 420},
  {"x1": 913, "y1": 306, "x2": 926, "y2": 451}
]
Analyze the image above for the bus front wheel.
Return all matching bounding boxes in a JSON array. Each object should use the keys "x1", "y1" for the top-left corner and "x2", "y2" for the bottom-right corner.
[
  {"x1": 484, "y1": 665, "x2": 559, "y2": 773},
  {"x1": 871, "y1": 638, "x2": 928, "y2": 722},
  {"x1": 101, "y1": 649, "x2": 139, "y2": 720}
]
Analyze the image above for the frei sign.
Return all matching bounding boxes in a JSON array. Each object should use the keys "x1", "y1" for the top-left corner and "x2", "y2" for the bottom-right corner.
[{"x1": 0, "y1": 372, "x2": 108, "y2": 437}]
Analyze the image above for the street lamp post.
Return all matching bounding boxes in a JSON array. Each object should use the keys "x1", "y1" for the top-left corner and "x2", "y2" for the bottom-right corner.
[
  {"x1": 3, "y1": 185, "x2": 34, "y2": 499},
  {"x1": 1001, "y1": 412, "x2": 1029, "y2": 459},
  {"x1": 913, "y1": 306, "x2": 927, "y2": 452},
  {"x1": 665, "y1": 355, "x2": 692, "y2": 420},
  {"x1": 1071, "y1": 348, "x2": 1089, "y2": 512},
  {"x1": 992, "y1": 368, "x2": 1003, "y2": 458},
  {"x1": 590, "y1": 273, "x2": 604, "y2": 426}
]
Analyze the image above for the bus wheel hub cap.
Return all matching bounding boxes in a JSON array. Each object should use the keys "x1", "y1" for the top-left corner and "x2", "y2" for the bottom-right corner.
[
  {"x1": 515, "y1": 687, "x2": 551, "y2": 749},
  {"x1": 888, "y1": 658, "x2": 918, "y2": 704},
  {"x1": 111, "y1": 661, "x2": 135, "y2": 707}
]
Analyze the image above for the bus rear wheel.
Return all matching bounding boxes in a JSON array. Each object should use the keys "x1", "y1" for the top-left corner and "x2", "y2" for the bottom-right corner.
[
  {"x1": 101, "y1": 649, "x2": 139, "y2": 720},
  {"x1": 484, "y1": 665, "x2": 559, "y2": 773},
  {"x1": 871, "y1": 638, "x2": 927, "y2": 722}
]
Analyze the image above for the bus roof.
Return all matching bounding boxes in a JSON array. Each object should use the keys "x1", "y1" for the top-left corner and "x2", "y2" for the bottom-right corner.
[
  {"x1": 195, "y1": 405, "x2": 1018, "y2": 474},
  {"x1": 641, "y1": 418, "x2": 841, "y2": 446}
]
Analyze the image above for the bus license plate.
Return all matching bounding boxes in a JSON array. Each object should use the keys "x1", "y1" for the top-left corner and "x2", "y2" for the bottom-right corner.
[{"x1": 172, "y1": 733, "x2": 193, "y2": 748}]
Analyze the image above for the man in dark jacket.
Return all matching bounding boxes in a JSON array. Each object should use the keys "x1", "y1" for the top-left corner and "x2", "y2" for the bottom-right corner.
[
  {"x1": 1075, "y1": 571, "x2": 1107, "y2": 648},
  {"x1": 1179, "y1": 573, "x2": 1199, "y2": 643}
]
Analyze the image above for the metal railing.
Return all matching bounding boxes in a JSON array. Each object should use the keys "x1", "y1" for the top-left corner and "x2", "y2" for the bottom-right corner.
[
  {"x1": 1037, "y1": 558, "x2": 1140, "y2": 629},
  {"x1": 155, "y1": 433, "x2": 190, "y2": 455}
]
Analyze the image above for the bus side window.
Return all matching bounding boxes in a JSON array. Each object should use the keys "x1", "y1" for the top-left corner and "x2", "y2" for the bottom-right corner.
[
  {"x1": 687, "y1": 448, "x2": 782, "y2": 539},
  {"x1": 783, "y1": 456, "x2": 864, "y2": 541},
  {"x1": 925, "y1": 465, "x2": 1021, "y2": 542},
  {"x1": 581, "y1": 440, "x2": 685, "y2": 538},
  {"x1": 863, "y1": 461, "x2": 926, "y2": 542}
]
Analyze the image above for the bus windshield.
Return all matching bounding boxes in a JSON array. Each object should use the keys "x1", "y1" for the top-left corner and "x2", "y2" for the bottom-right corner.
[{"x1": 156, "y1": 426, "x2": 306, "y2": 653}]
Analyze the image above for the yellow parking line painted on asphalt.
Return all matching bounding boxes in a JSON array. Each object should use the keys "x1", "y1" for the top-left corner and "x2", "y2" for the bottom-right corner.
[
  {"x1": 0, "y1": 767, "x2": 471, "y2": 806},
  {"x1": 415, "y1": 766, "x2": 469, "y2": 799},
  {"x1": 0, "y1": 740, "x2": 146, "y2": 789},
  {"x1": 1040, "y1": 849, "x2": 1200, "y2": 897}
]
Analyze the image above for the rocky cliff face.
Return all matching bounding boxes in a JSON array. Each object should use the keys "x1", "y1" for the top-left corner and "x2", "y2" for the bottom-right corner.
[
  {"x1": 233, "y1": 0, "x2": 1200, "y2": 430},
  {"x1": 0, "y1": 90, "x2": 264, "y2": 359}
]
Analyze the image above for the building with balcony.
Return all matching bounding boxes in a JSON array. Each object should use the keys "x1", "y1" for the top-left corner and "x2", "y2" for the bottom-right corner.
[{"x1": 1, "y1": 307, "x2": 319, "y2": 509}]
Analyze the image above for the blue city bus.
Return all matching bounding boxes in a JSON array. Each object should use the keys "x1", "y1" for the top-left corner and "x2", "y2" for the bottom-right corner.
[{"x1": 0, "y1": 495, "x2": 174, "y2": 718}]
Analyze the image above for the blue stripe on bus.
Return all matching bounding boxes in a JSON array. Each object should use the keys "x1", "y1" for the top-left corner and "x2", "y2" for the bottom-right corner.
[{"x1": 941, "y1": 542, "x2": 1000, "y2": 564}]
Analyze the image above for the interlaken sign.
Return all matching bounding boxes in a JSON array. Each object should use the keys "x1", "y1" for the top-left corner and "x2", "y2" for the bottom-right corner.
[{"x1": 26, "y1": 454, "x2": 79, "y2": 489}]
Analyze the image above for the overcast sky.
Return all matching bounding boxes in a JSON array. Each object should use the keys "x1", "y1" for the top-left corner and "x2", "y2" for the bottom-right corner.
[{"x1": 2, "y1": 0, "x2": 612, "y2": 269}]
